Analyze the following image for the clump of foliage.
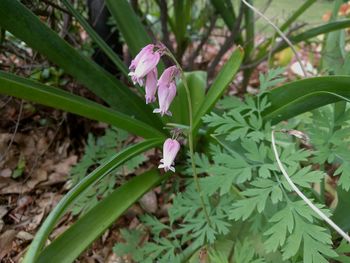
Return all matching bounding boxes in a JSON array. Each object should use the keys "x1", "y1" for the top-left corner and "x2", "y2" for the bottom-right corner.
[{"x1": 114, "y1": 69, "x2": 350, "y2": 262}]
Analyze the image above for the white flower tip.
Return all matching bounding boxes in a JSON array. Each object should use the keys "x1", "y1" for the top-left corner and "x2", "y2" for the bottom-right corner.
[
  {"x1": 153, "y1": 108, "x2": 161, "y2": 114},
  {"x1": 165, "y1": 111, "x2": 172, "y2": 116},
  {"x1": 169, "y1": 166, "x2": 175, "y2": 172}
]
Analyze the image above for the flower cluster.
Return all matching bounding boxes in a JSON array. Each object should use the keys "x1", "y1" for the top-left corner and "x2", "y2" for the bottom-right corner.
[
  {"x1": 129, "y1": 44, "x2": 181, "y2": 172},
  {"x1": 128, "y1": 44, "x2": 179, "y2": 116}
]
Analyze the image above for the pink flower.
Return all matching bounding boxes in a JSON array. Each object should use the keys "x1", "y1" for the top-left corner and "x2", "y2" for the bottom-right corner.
[
  {"x1": 129, "y1": 44, "x2": 154, "y2": 71},
  {"x1": 157, "y1": 66, "x2": 179, "y2": 87},
  {"x1": 153, "y1": 82, "x2": 176, "y2": 116},
  {"x1": 153, "y1": 66, "x2": 179, "y2": 116},
  {"x1": 129, "y1": 44, "x2": 160, "y2": 86},
  {"x1": 145, "y1": 68, "x2": 158, "y2": 104},
  {"x1": 158, "y1": 138, "x2": 180, "y2": 172}
]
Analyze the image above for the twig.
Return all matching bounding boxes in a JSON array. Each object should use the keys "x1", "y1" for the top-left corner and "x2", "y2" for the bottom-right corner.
[
  {"x1": 186, "y1": 15, "x2": 217, "y2": 69},
  {"x1": 0, "y1": 100, "x2": 23, "y2": 162},
  {"x1": 241, "y1": 22, "x2": 308, "y2": 70},
  {"x1": 41, "y1": 0, "x2": 70, "y2": 14},
  {"x1": 271, "y1": 130, "x2": 350, "y2": 243},
  {"x1": 241, "y1": 0, "x2": 307, "y2": 77},
  {"x1": 208, "y1": 2, "x2": 244, "y2": 78},
  {"x1": 157, "y1": 0, "x2": 174, "y2": 54}
]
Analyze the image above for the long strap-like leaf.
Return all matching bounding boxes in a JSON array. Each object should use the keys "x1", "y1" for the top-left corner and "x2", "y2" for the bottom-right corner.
[
  {"x1": 0, "y1": 71, "x2": 165, "y2": 139},
  {"x1": 0, "y1": 0, "x2": 162, "y2": 128},
  {"x1": 105, "y1": 0, "x2": 152, "y2": 56},
  {"x1": 35, "y1": 170, "x2": 166, "y2": 263},
  {"x1": 61, "y1": 0, "x2": 129, "y2": 77},
  {"x1": 263, "y1": 76, "x2": 350, "y2": 123},
  {"x1": 23, "y1": 139, "x2": 163, "y2": 263}
]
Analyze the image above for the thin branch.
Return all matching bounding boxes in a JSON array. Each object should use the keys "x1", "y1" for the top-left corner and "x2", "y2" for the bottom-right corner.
[
  {"x1": 42, "y1": 0, "x2": 70, "y2": 14},
  {"x1": 186, "y1": 15, "x2": 217, "y2": 69},
  {"x1": 271, "y1": 130, "x2": 350, "y2": 243},
  {"x1": 241, "y1": 22, "x2": 308, "y2": 70},
  {"x1": 208, "y1": 2, "x2": 244, "y2": 78},
  {"x1": 0, "y1": 100, "x2": 23, "y2": 162},
  {"x1": 157, "y1": 0, "x2": 174, "y2": 54}
]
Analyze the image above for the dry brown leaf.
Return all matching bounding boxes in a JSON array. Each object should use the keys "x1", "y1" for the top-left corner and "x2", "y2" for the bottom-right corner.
[
  {"x1": 0, "y1": 229, "x2": 17, "y2": 260},
  {"x1": 16, "y1": 231, "x2": 34, "y2": 241}
]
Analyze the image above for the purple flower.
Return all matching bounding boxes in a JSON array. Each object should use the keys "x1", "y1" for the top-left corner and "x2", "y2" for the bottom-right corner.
[
  {"x1": 129, "y1": 44, "x2": 160, "y2": 86},
  {"x1": 145, "y1": 68, "x2": 158, "y2": 104},
  {"x1": 158, "y1": 138, "x2": 180, "y2": 172},
  {"x1": 153, "y1": 66, "x2": 179, "y2": 116}
]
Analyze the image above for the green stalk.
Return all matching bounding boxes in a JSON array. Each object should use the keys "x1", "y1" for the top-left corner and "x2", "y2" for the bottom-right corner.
[{"x1": 166, "y1": 51, "x2": 212, "y2": 227}]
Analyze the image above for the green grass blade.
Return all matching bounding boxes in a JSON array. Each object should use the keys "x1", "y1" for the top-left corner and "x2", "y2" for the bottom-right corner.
[
  {"x1": 262, "y1": 76, "x2": 350, "y2": 123},
  {"x1": 210, "y1": 0, "x2": 236, "y2": 28},
  {"x1": 193, "y1": 47, "x2": 244, "y2": 131},
  {"x1": 23, "y1": 139, "x2": 162, "y2": 263},
  {"x1": 0, "y1": 0, "x2": 162, "y2": 128},
  {"x1": 35, "y1": 169, "x2": 167, "y2": 263},
  {"x1": 0, "y1": 71, "x2": 165, "y2": 139},
  {"x1": 279, "y1": 0, "x2": 317, "y2": 32},
  {"x1": 276, "y1": 20, "x2": 350, "y2": 53},
  {"x1": 61, "y1": 0, "x2": 128, "y2": 77},
  {"x1": 105, "y1": 0, "x2": 151, "y2": 56}
]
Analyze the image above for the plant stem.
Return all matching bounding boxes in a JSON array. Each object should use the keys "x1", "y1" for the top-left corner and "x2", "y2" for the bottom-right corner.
[{"x1": 166, "y1": 51, "x2": 212, "y2": 227}]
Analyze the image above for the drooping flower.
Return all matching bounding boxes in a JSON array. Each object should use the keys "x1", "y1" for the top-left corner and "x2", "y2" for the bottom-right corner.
[
  {"x1": 145, "y1": 68, "x2": 158, "y2": 104},
  {"x1": 153, "y1": 66, "x2": 179, "y2": 116},
  {"x1": 158, "y1": 138, "x2": 180, "y2": 172},
  {"x1": 129, "y1": 44, "x2": 154, "y2": 71},
  {"x1": 129, "y1": 44, "x2": 160, "y2": 86}
]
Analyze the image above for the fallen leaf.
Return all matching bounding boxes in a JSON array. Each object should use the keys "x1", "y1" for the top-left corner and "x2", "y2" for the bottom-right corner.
[
  {"x1": 16, "y1": 231, "x2": 34, "y2": 241},
  {"x1": 0, "y1": 229, "x2": 17, "y2": 260}
]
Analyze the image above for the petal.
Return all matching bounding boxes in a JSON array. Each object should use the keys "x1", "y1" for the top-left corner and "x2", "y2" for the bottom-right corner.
[
  {"x1": 145, "y1": 68, "x2": 158, "y2": 104},
  {"x1": 158, "y1": 66, "x2": 178, "y2": 87},
  {"x1": 134, "y1": 52, "x2": 160, "y2": 78}
]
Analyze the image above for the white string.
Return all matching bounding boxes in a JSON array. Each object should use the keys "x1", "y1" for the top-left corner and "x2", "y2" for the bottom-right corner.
[{"x1": 271, "y1": 130, "x2": 350, "y2": 243}]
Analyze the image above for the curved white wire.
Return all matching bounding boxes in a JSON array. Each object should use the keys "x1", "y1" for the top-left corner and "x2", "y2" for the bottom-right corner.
[{"x1": 271, "y1": 130, "x2": 350, "y2": 243}]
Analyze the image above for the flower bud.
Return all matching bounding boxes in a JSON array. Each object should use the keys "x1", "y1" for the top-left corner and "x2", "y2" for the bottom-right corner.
[{"x1": 158, "y1": 138, "x2": 180, "y2": 172}]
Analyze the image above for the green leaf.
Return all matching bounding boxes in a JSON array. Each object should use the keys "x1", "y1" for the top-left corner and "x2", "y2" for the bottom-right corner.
[
  {"x1": 229, "y1": 178, "x2": 281, "y2": 221},
  {"x1": 263, "y1": 76, "x2": 350, "y2": 124},
  {"x1": 0, "y1": 71, "x2": 165, "y2": 139},
  {"x1": 35, "y1": 170, "x2": 166, "y2": 263},
  {"x1": 170, "y1": 71, "x2": 206, "y2": 125},
  {"x1": 332, "y1": 187, "x2": 350, "y2": 231},
  {"x1": 23, "y1": 139, "x2": 162, "y2": 263},
  {"x1": 105, "y1": 0, "x2": 151, "y2": 56},
  {"x1": 113, "y1": 229, "x2": 144, "y2": 261},
  {"x1": 275, "y1": 20, "x2": 350, "y2": 54},
  {"x1": 0, "y1": 0, "x2": 161, "y2": 127},
  {"x1": 60, "y1": 0, "x2": 128, "y2": 76},
  {"x1": 279, "y1": 0, "x2": 317, "y2": 32},
  {"x1": 194, "y1": 48, "x2": 244, "y2": 131}
]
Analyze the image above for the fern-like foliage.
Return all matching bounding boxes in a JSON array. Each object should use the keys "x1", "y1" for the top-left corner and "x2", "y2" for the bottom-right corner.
[
  {"x1": 113, "y1": 69, "x2": 345, "y2": 262},
  {"x1": 303, "y1": 105, "x2": 350, "y2": 190},
  {"x1": 70, "y1": 128, "x2": 146, "y2": 215}
]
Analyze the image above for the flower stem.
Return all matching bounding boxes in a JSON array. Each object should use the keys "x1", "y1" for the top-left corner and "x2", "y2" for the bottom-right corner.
[{"x1": 166, "y1": 51, "x2": 212, "y2": 227}]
